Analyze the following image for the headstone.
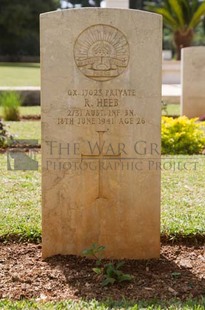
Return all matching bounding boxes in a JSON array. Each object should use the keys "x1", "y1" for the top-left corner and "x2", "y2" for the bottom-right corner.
[
  {"x1": 105, "y1": 0, "x2": 129, "y2": 8},
  {"x1": 41, "y1": 8, "x2": 162, "y2": 259},
  {"x1": 162, "y1": 50, "x2": 172, "y2": 61},
  {"x1": 181, "y1": 46, "x2": 205, "y2": 118}
]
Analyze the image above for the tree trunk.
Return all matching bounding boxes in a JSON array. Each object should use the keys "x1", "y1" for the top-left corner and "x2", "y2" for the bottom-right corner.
[{"x1": 174, "y1": 28, "x2": 194, "y2": 60}]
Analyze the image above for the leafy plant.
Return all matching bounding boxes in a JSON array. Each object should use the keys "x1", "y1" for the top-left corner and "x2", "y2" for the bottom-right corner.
[
  {"x1": 146, "y1": 0, "x2": 205, "y2": 59},
  {"x1": 161, "y1": 116, "x2": 205, "y2": 154},
  {"x1": 82, "y1": 243, "x2": 133, "y2": 286},
  {"x1": 0, "y1": 91, "x2": 22, "y2": 121},
  {"x1": 0, "y1": 119, "x2": 13, "y2": 148},
  {"x1": 83, "y1": 243, "x2": 105, "y2": 265}
]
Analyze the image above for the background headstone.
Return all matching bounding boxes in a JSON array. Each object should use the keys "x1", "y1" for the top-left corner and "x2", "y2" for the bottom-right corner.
[
  {"x1": 181, "y1": 46, "x2": 205, "y2": 118},
  {"x1": 105, "y1": 0, "x2": 129, "y2": 8},
  {"x1": 41, "y1": 8, "x2": 162, "y2": 259}
]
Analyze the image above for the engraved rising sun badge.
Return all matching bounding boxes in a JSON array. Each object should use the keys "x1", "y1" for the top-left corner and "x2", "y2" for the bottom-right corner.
[{"x1": 74, "y1": 24, "x2": 129, "y2": 82}]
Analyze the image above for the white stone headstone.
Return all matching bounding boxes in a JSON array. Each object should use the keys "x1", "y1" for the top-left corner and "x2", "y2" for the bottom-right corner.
[
  {"x1": 105, "y1": 0, "x2": 129, "y2": 8},
  {"x1": 41, "y1": 8, "x2": 162, "y2": 259},
  {"x1": 181, "y1": 47, "x2": 205, "y2": 118}
]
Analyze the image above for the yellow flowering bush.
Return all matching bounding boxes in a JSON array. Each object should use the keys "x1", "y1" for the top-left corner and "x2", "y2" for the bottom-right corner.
[{"x1": 161, "y1": 116, "x2": 205, "y2": 154}]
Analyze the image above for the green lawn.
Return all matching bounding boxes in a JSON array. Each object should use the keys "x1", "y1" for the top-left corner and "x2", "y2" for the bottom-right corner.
[
  {"x1": 0, "y1": 299, "x2": 205, "y2": 310},
  {"x1": 0, "y1": 150, "x2": 204, "y2": 241},
  {"x1": 0, "y1": 62, "x2": 40, "y2": 86},
  {"x1": 19, "y1": 106, "x2": 40, "y2": 116},
  {"x1": 0, "y1": 106, "x2": 40, "y2": 117},
  {"x1": 161, "y1": 155, "x2": 205, "y2": 237},
  {"x1": 1, "y1": 120, "x2": 204, "y2": 241},
  {"x1": 165, "y1": 103, "x2": 180, "y2": 116},
  {"x1": 0, "y1": 154, "x2": 41, "y2": 241},
  {"x1": 6, "y1": 121, "x2": 41, "y2": 141}
]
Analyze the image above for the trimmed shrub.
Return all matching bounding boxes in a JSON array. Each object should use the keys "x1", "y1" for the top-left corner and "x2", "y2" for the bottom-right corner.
[
  {"x1": 161, "y1": 116, "x2": 205, "y2": 155},
  {"x1": 0, "y1": 92, "x2": 21, "y2": 121}
]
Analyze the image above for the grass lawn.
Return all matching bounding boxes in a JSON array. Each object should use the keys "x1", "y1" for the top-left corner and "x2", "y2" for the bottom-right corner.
[
  {"x1": 0, "y1": 151, "x2": 204, "y2": 241},
  {"x1": 0, "y1": 106, "x2": 40, "y2": 117},
  {"x1": 165, "y1": 103, "x2": 180, "y2": 116},
  {"x1": 6, "y1": 121, "x2": 41, "y2": 141},
  {"x1": 0, "y1": 154, "x2": 41, "y2": 241},
  {"x1": 161, "y1": 155, "x2": 205, "y2": 238},
  {"x1": 0, "y1": 299, "x2": 205, "y2": 310},
  {"x1": 1, "y1": 120, "x2": 204, "y2": 240},
  {"x1": 19, "y1": 106, "x2": 40, "y2": 116},
  {"x1": 0, "y1": 62, "x2": 40, "y2": 86}
]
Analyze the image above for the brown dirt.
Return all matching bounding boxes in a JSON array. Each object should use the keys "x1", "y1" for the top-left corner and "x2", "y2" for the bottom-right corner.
[
  {"x1": 21, "y1": 115, "x2": 41, "y2": 121},
  {"x1": 0, "y1": 242, "x2": 205, "y2": 301}
]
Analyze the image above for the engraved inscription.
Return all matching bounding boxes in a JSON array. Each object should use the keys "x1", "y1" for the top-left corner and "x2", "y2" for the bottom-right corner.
[
  {"x1": 57, "y1": 87, "x2": 145, "y2": 126},
  {"x1": 74, "y1": 25, "x2": 129, "y2": 81},
  {"x1": 58, "y1": 108, "x2": 145, "y2": 126}
]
